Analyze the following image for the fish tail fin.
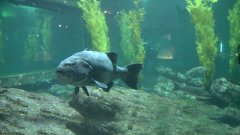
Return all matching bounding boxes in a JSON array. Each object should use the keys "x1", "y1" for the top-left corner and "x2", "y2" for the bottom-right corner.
[{"x1": 123, "y1": 64, "x2": 143, "y2": 89}]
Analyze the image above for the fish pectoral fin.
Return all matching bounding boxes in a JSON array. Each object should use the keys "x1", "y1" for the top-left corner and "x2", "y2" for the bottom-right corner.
[
  {"x1": 91, "y1": 78, "x2": 108, "y2": 89},
  {"x1": 84, "y1": 48, "x2": 94, "y2": 51},
  {"x1": 102, "y1": 82, "x2": 113, "y2": 92},
  {"x1": 81, "y1": 86, "x2": 89, "y2": 96}
]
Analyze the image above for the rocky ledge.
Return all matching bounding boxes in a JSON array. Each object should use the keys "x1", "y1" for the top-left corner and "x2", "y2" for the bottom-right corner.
[
  {"x1": 0, "y1": 88, "x2": 81, "y2": 135},
  {"x1": 1, "y1": 85, "x2": 240, "y2": 135}
]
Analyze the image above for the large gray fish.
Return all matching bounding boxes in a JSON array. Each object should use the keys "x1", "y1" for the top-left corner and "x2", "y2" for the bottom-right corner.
[{"x1": 56, "y1": 49, "x2": 143, "y2": 96}]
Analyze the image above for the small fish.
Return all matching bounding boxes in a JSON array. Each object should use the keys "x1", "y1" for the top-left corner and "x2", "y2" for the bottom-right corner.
[
  {"x1": 56, "y1": 49, "x2": 143, "y2": 96},
  {"x1": 236, "y1": 45, "x2": 240, "y2": 64}
]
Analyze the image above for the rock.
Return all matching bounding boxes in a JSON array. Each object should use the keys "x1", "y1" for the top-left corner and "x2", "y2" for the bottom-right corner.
[
  {"x1": 210, "y1": 78, "x2": 240, "y2": 107},
  {"x1": 186, "y1": 78, "x2": 204, "y2": 87},
  {"x1": 174, "y1": 82, "x2": 212, "y2": 100},
  {"x1": 1, "y1": 85, "x2": 239, "y2": 135},
  {"x1": 228, "y1": 126, "x2": 240, "y2": 135},
  {"x1": 185, "y1": 66, "x2": 207, "y2": 78},
  {"x1": 68, "y1": 87, "x2": 126, "y2": 135},
  {"x1": 154, "y1": 66, "x2": 212, "y2": 100},
  {"x1": 0, "y1": 87, "x2": 82, "y2": 135},
  {"x1": 156, "y1": 66, "x2": 187, "y2": 83},
  {"x1": 155, "y1": 66, "x2": 206, "y2": 88},
  {"x1": 153, "y1": 76, "x2": 210, "y2": 100},
  {"x1": 185, "y1": 66, "x2": 207, "y2": 87},
  {"x1": 48, "y1": 84, "x2": 73, "y2": 99},
  {"x1": 0, "y1": 71, "x2": 55, "y2": 88},
  {"x1": 153, "y1": 76, "x2": 175, "y2": 97},
  {"x1": 67, "y1": 86, "x2": 234, "y2": 135},
  {"x1": 221, "y1": 107, "x2": 240, "y2": 127}
]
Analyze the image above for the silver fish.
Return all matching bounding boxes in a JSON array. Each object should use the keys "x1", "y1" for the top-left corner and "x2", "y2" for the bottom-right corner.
[{"x1": 56, "y1": 49, "x2": 143, "y2": 96}]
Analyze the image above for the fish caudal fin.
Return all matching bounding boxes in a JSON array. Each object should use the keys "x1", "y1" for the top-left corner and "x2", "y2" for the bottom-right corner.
[{"x1": 123, "y1": 64, "x2": 143, "y2": 89}]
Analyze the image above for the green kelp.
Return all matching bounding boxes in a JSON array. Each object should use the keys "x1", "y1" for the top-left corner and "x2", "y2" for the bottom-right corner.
[
  {"x1": 186, "y1": 0, "x2": 218, "y2": 88},
  {"x1": 77, "y1": 0, "x2": 110, "y2": 52},
  {"x1": 118, "y1": 11, "x2": 135, "y2": 63},
  {"x1": 0, "y1": 7, "x2": 5, "y2": 66},
  {"x1": 118, "y1": 1, "x2": 145, "y2": 64},
  {"x1": 228, "y1": 0, "x2": 240, "y2": 81},
  {"x1": 40, "y1": 14, "x2": 53, "y2": 63},
  {"x1": 0, "y1": 20, "x2": 4, "y2": 66},
  {"x1": 23, "y1": 21, "x2": 40, "y2": 65},
  {"x1": 23, "y1": 11, "x2": 53, "y2": 65}
]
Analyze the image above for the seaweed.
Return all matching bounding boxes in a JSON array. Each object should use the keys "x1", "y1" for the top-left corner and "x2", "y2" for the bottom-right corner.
[
  {"x1": 118, "y1": 10, "x2": 136, "y2": 63},
  {"x1": 118, "y1": 0, "x2": 145, "y2": 64},
  {"x1": 0, "y1": 24, "x2": 4, "y2": 66},
  {"x1": 77, "y1": 0, "x2": 110, "y2": 52},
  {"x1": 228, "y1": 0, "x2": 240, "y2": 81},
  {"x1": 23, "y1": 20, "x2": 41, "y2": 64},
  {"x1": 0, "y1": 12, "x2": 5, "y2": 66},
  {"x1": 23, "y1": 11, "x2": 53, "y2": 65},
  {"x1": 186, "y1": 0, "x2": 218, "y2": 88}
]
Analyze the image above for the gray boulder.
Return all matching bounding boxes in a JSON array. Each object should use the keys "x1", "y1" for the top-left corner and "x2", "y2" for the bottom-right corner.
[
  {"x1": 185, "y1": 66, "x2": 207, "y2": 87},
  {"x1": 68, "y1": 86, "x2": 236, "y2": 135},
  {"x1": 153, "y1": 76, "x2": 176, "y2": 97},
  {"x1": 156, "y1": 66, "x2": 187, "y2": 83},
  {"x1": 0, "y1": 88, "x2": 82, "y2": 135},
  {"x1": 210, "y1": 78, "x2": 240, "y2": 106},
  {"x1": 1, "y1": 85, "x2": 239, "y2": 135},
  {"x1": 154, "y1": 66, "x2": 210, "y2": 100}
]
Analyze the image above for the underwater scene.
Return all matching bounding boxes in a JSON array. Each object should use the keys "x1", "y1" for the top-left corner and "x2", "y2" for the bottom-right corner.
[{"x1": 0, "y1": 0, "x2": 240, "y2": 134}]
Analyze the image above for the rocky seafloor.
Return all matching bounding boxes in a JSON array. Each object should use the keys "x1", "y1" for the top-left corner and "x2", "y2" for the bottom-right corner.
[{"x1": 0, "y1": 66, "x2": 240, "y2": 135}]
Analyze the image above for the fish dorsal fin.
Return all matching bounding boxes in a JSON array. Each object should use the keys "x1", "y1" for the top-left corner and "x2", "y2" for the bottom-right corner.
[
  {"x1": 84, "y1": 48, "x2": 94, "y2": 51},
  {"x1": 106, "y1": 52, "x2": 117, "y2": 65}
]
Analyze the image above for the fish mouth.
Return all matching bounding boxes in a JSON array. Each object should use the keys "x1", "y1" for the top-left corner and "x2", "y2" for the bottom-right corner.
[
  {"x1": 56, "y1": 68, "x2": 65, "y2": 74},
  {"x1": 55, "y1": 68, "x2": 71, "y2": 83},
  {"x1": 56, "y1": 70, "x2": 64, "y2": 74}
]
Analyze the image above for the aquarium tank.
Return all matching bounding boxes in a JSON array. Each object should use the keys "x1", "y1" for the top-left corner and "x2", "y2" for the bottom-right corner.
[{"x1": 0, "y1": 0, "x2": 240, "y2": 135}]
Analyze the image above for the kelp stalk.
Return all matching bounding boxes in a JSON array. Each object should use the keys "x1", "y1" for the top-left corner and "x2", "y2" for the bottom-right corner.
[
  {"x1": 228, "y1": 0, "x2": 240, "y2": 81},
  {"x1": 186, "y1": 0, "x2": 218, "y2": 88},
  {"x1": 118, "y1": 0, "x2": 145, "y2": 64},
  {"x1": 77, "y1": 0, "x2": 110, "y2": 52}
]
